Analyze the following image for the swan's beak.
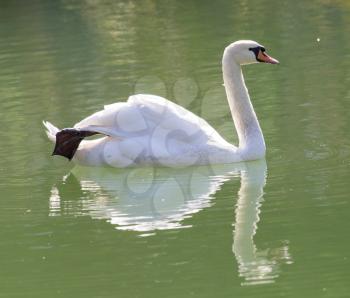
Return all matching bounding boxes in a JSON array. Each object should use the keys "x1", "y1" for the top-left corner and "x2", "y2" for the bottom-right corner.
[{"x1": 258, "y1": 50, "x2": 279, "y2": 64}]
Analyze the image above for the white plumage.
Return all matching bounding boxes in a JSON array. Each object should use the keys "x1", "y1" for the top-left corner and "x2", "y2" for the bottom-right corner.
[{"x1": 44, "y1": 94, "x2": 237, "y2": 167}]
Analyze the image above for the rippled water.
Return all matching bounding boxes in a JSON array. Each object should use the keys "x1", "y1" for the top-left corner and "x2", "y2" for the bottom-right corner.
[{"x1": 1, "y1": 0, "x2": 350, "y2": 297}]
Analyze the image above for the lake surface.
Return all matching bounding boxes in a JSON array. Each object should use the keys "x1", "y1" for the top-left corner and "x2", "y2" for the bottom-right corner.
[{"x1": 1, "y1": 0, "x2": 350, "y2": 297}]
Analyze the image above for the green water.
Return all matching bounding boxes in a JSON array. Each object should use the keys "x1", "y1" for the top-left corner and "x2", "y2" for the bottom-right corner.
[{"x1": 1, "y1": 0, "x2": 350, "y2": 297}]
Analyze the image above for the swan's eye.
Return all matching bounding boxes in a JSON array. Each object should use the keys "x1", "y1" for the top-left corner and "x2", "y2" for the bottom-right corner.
[
  {"x1": 249, "y1": 46, "x2": 266, "y2": 62},
  {"x1": 249, "y1": 47, "x2": 260, "y2": 59}
]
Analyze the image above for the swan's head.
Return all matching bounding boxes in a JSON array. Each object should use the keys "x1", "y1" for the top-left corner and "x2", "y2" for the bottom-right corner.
[{"x1": 225, "y1": 40, "x2": 279, "y2": 65}]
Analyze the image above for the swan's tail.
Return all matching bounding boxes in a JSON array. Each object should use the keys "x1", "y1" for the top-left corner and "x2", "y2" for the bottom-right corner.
[
  {"x1": 43, "y1": 121, "x2": 99, "y2": 160},
  {"x1": 43, "y1": 120, "x2": 59, "y2": 143}
]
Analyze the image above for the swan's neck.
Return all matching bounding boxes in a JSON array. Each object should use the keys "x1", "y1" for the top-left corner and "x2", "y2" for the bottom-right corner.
[{"x1": 222, "y1": 52, "x2": 265, "y2": 159}]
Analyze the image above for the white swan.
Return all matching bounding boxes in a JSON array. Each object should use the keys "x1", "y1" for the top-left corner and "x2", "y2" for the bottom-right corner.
[{"x1": 43, "y1": 40, "x2": 278, "y2": 167}]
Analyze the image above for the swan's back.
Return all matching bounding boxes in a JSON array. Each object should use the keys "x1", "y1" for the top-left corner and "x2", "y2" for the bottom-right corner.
[{"x1": 71, "y1": 94, "x2": 236, "y2": 167}]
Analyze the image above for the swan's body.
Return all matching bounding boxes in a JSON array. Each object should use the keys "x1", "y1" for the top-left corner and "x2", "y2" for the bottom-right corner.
[{"x1": 44, "y1": 40, "x2": 278, "y2": 168}]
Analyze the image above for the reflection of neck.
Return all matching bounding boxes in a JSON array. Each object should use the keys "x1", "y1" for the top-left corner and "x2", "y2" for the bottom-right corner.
[
  {"x1": 222, "y1": 49, "x2": 265, "y2": 159},
  {"x1": 232, "y1": 161, "x2": 292, "y2": 285},
  {"x1": 233, "y1": 161, "x2": 266, "y2": 263},
  {"x1": 232, "y1": 160, "x2": 271, "y2": 285}
]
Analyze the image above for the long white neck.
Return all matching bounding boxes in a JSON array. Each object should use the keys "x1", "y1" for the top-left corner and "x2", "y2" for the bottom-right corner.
[{"x1": 222, "y1": 48, "x2": 265, "y2": 160}]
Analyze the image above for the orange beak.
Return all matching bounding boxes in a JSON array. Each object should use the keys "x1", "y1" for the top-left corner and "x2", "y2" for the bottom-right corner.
[{"x1": 257, "y1": 50, "x2": 279, "y2": 64}]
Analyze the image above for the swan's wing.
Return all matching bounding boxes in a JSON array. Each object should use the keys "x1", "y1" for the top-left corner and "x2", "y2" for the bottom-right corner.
[
  {"x1": 127, "y1": 94, "x2": 226, "y2": 142},
  {"x1": 73, "y1": 101, "x2": 148, "y2": 138},
  {"x1": 73, "y1": 94, "x2": 227, "y2": 145}
]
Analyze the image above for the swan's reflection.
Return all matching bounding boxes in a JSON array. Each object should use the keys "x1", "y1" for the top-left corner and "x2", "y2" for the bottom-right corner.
[
  {"x1": 50, "y1": 163, "x2": 239, "y2": 232},
  {"x1": 49, "y1": 160, "x2": 292, "y2": 283}
]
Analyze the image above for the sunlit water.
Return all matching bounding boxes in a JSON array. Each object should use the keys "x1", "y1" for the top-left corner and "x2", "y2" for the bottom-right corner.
[{"x1": 0, "y1": 0, "x2": 350, "y2": 297}]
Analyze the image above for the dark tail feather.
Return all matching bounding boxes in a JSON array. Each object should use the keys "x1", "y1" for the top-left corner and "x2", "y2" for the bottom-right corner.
[{"x1": 52, "y1": 129, "x2": 98, "y2": 160}]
